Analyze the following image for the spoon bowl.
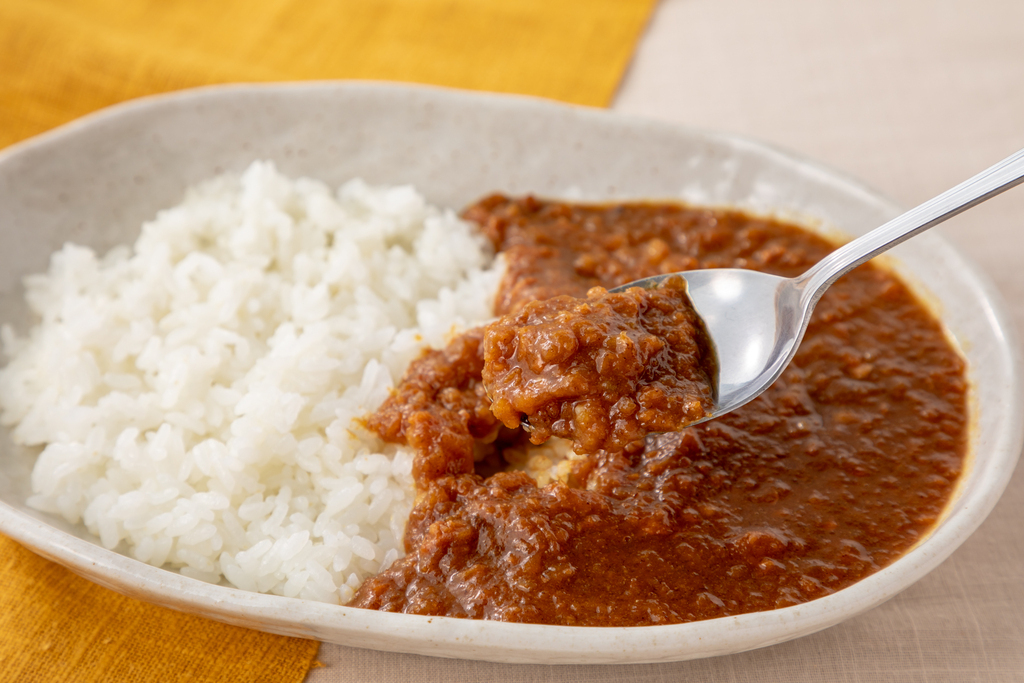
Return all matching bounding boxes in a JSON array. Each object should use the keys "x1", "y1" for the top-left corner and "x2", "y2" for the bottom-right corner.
[{"x1": 615, "y1": 147, "x2": 1024, "y2": 420}]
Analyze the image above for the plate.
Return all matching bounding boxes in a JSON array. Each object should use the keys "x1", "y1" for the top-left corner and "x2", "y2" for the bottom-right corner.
[{"x1": 0, "y1": 82, "x2": 1020, "y2": 664}]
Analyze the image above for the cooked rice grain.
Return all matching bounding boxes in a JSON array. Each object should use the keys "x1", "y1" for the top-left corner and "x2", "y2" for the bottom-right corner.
[{"x1": 0, "y1": 161, "x2": 502, "y2": 603}]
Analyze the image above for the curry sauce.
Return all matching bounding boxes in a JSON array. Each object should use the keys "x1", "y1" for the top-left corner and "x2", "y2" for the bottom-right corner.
[{"x1": 350, "y1": 196, "x2": 967, "y2": 626}]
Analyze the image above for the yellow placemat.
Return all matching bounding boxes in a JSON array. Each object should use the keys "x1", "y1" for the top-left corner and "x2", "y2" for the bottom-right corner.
[
  {"x1": 0, "y1": 0, "x2": 656, "y2": 150},
  {"x1": 0, "y1": 536, "x2": 320, "y2": 682},
  {"x1": 0, "y1": 0, "x2": 657, "y2": 681}
]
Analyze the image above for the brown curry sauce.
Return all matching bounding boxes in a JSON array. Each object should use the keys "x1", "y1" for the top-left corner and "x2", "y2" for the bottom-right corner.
[
  {"x1": 482, "y1": 278, "x2": 717, "y2": 454},
  {"x1": 350, "y1": 195, "x2": 968, "y2": 626}
]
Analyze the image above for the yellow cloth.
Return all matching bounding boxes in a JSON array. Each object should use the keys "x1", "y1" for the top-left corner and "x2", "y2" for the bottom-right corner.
[
  {"x1": 0, "y1": 537, "x2": 321, "y2": 682},
  {"x1": 0, "y1": 0, "x2": 656, "y2": 150},
  {"x1": 0, "y1": 0, "x2": 656, "y2": 680}
]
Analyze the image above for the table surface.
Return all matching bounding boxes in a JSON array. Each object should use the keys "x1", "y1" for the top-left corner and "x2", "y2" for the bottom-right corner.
[{"x1": 308, "y1": 1, "x2": 1024, "y2": 680}]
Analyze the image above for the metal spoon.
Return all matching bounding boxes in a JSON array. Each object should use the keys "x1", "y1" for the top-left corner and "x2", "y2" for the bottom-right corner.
[{"x1": 613, "y1": 147, "x2": 1024, "y2": 424}]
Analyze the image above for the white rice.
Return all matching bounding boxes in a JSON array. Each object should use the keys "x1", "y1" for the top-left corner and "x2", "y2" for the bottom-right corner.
[{"x1": 0, "y1": 161, "x2": 503, "y2": 604}]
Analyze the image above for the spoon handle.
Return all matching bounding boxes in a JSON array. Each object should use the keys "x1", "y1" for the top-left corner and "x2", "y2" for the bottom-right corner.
[{"x1": 797, "y1": 147, "x2": 1024, "y2": 309}]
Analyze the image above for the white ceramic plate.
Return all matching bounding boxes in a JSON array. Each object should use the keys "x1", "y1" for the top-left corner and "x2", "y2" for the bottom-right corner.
[{"x1": 0, "y1": 83, "x2": 1020, "y2": 664}]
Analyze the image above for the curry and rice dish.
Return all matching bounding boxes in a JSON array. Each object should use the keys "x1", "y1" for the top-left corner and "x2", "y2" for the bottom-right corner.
[{"x1": 0, "y1": 165, "x2": 968, "y2": 627}]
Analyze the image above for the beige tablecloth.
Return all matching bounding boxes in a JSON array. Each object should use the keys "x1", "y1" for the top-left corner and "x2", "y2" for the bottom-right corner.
[{"x1": 308, "y1": 1, "x2": 1024, "y2": 680}]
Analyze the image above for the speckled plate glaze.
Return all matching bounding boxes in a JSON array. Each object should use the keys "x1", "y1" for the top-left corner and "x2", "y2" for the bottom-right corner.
[{"x1": 0, "y1": 83, "x2": 1020, "y2": 664}]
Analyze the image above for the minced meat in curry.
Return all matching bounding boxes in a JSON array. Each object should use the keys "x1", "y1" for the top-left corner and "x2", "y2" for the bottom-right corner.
[
  {"x1": 482, "y1": 278, "x2": 716, "y2": 454},
  {"x1": 349, "y1": 195, "x2": 967, "y2": 627}
]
